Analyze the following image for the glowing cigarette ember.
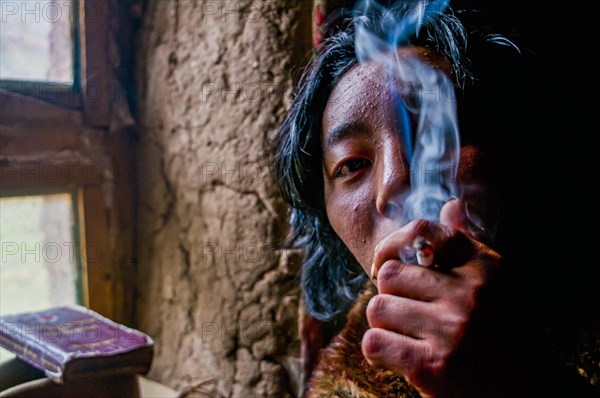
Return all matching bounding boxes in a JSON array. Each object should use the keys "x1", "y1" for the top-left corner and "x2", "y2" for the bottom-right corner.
[{"x1": 413, "y1": 236, "x2": 434, "y2": 267}]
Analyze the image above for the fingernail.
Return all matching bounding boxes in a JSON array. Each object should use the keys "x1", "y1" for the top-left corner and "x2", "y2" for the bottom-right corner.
[
  {"x1": 363, "y1": 329, "x2": 381, "y2": 360},
  {"x1": 370, "y1": 263, "x2": 377, "y2": 281},
  {"x1": 447, "y1": 195, "x2": 459, "y2": 202}
]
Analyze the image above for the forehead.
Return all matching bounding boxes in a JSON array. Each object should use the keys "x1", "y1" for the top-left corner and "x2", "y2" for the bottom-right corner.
[
  {"x1": 322, "y1": 47, "x2": 451, "y2": 134},
  {"x1": 323, "y1": 62, "x2": 390, "y2": 132},
  {"x1": 329, "y1": 62, "x2": 388, "y2": 106}
]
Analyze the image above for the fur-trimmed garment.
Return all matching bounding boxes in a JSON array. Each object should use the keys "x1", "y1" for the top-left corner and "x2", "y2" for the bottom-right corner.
[
  {"x1": 305, "y1": 282, "x2": 421, "y2": 398},
  {"x1": 301, "y1": 281, "x2": 600, "y2": 398}
]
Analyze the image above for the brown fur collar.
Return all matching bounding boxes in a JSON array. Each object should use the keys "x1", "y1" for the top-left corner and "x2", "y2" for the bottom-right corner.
[{"x1": 306, "y1": 281, "x2": 421, "y2": 397}]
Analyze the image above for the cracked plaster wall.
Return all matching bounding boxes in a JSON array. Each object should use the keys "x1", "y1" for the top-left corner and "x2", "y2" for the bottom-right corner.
[{"x1": 135, "y1": 1, "x2": 312, "y2": 396}]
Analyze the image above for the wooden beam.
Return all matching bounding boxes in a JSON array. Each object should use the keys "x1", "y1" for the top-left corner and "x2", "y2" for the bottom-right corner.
[{"x1": 81, "y1": 184, "x2": 114, "y2": 319}]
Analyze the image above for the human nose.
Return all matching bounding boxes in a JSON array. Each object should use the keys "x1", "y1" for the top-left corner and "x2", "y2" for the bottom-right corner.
[{"x1": 374, "y1": 144, "x2": 409, "y2": 218}]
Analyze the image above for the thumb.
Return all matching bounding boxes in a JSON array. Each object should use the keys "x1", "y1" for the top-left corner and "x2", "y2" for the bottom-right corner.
[{"x1": 440, "y1": 197, "x2": 468, "y2": 234}]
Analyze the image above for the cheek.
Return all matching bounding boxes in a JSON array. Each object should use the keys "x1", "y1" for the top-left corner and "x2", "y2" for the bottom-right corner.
[{"x1": 324, "y1": 185, "x2": 375, "y2": 271}]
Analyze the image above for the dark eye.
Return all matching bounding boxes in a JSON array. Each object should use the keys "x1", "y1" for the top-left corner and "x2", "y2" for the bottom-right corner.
[{"x1": 334, "y1": 158, "x2": 371, "y2": 178}]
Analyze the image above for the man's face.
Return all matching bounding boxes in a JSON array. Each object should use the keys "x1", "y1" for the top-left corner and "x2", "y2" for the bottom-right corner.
[{"x1": 321, "y1": 47, "x2": 482, "y2": 273}]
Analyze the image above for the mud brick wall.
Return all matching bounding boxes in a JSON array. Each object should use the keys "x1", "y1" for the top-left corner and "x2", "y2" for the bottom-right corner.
[{"x1": 134, "y1": 1, "x2": 312, "y2": 396}]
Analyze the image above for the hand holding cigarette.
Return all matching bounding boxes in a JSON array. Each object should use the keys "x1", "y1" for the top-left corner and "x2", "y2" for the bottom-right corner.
[
  {"x1": 370, "y1": 198, "x2": 468, "y2": 281},
  {"x1": 363, "y1": 199, "x2": 503, "y2": 397}
]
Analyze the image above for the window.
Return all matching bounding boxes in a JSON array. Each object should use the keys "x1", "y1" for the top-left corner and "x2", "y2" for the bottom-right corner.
[
  {"x1": 0, "y1": 191, "x2": 84, "y2": 362},
  {"x1": 0, "y1": 0, "x2": 77, "y2": 84},
  {"x1": 0, "y1": 192, "x2": 83, "y2": 314},
  {"x1": 0, "y1": 1, "x2": 135, "y2": 346},
  {"x1": 1, "y1": 0, "x2": 112, "y2": 124}
]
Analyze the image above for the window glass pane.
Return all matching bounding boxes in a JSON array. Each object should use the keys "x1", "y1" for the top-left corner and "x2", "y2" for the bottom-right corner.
[
  {"x1": 0, "y1": 193, "x2": 80, "y2": 362},
  {"x1": 0, "y1": 0, "x2": 74, "y2": 83}
]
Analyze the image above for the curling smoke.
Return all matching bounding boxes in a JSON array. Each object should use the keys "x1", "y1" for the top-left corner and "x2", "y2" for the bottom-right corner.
[{"x1": 354, "y1": 0, "x2": 459, "y2": 224}]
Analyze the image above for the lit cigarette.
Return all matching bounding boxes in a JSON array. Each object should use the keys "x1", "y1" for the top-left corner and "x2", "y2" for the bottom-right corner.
[{"x1": 413, "y1": 236, "x2": 434, "y2": 267}]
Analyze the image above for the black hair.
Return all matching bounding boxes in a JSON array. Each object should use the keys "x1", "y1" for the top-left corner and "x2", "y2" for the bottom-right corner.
[
  {"x1": 275, "y1": 25, "x2": 362, "y2": 322},
  {"x1": 274, "y1": 3, "x2": 491, "y2": 322}
]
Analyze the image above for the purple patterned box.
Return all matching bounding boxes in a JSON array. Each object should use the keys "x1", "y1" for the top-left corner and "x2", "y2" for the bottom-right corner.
[{"x1": 0, "y1": 305, "x2": 153, "y2": 383}]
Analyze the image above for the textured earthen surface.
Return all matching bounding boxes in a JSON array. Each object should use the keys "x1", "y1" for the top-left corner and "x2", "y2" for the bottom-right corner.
[{"x1": 134, "y1": 1, "x2": 311, "y2": 396}]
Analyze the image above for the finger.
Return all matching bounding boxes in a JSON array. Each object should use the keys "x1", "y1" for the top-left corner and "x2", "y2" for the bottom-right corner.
[
  {"x1": 439, "y1": 197, "x2": 467, "y2": 234},
  {"x1": 371, "y1": 219, "x2": 434, "y2": 279},
  {"x1": 372, "y1": 220, "x2": 475, "y2": 278},
  {"x1": 366, "y1": 293, "x2": 439, "y2": 339},
  {"x1": 375, "y1": 260, "x2": 456, "y2": 302},
  {"x1": 362, "y1": 327, "x2": 429, "y2": 374}
]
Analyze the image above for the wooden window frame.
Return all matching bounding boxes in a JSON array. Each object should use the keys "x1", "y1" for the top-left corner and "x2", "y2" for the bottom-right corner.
[{"x1": 0, "y1": 1, "x2": 134, "y2": 323}]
